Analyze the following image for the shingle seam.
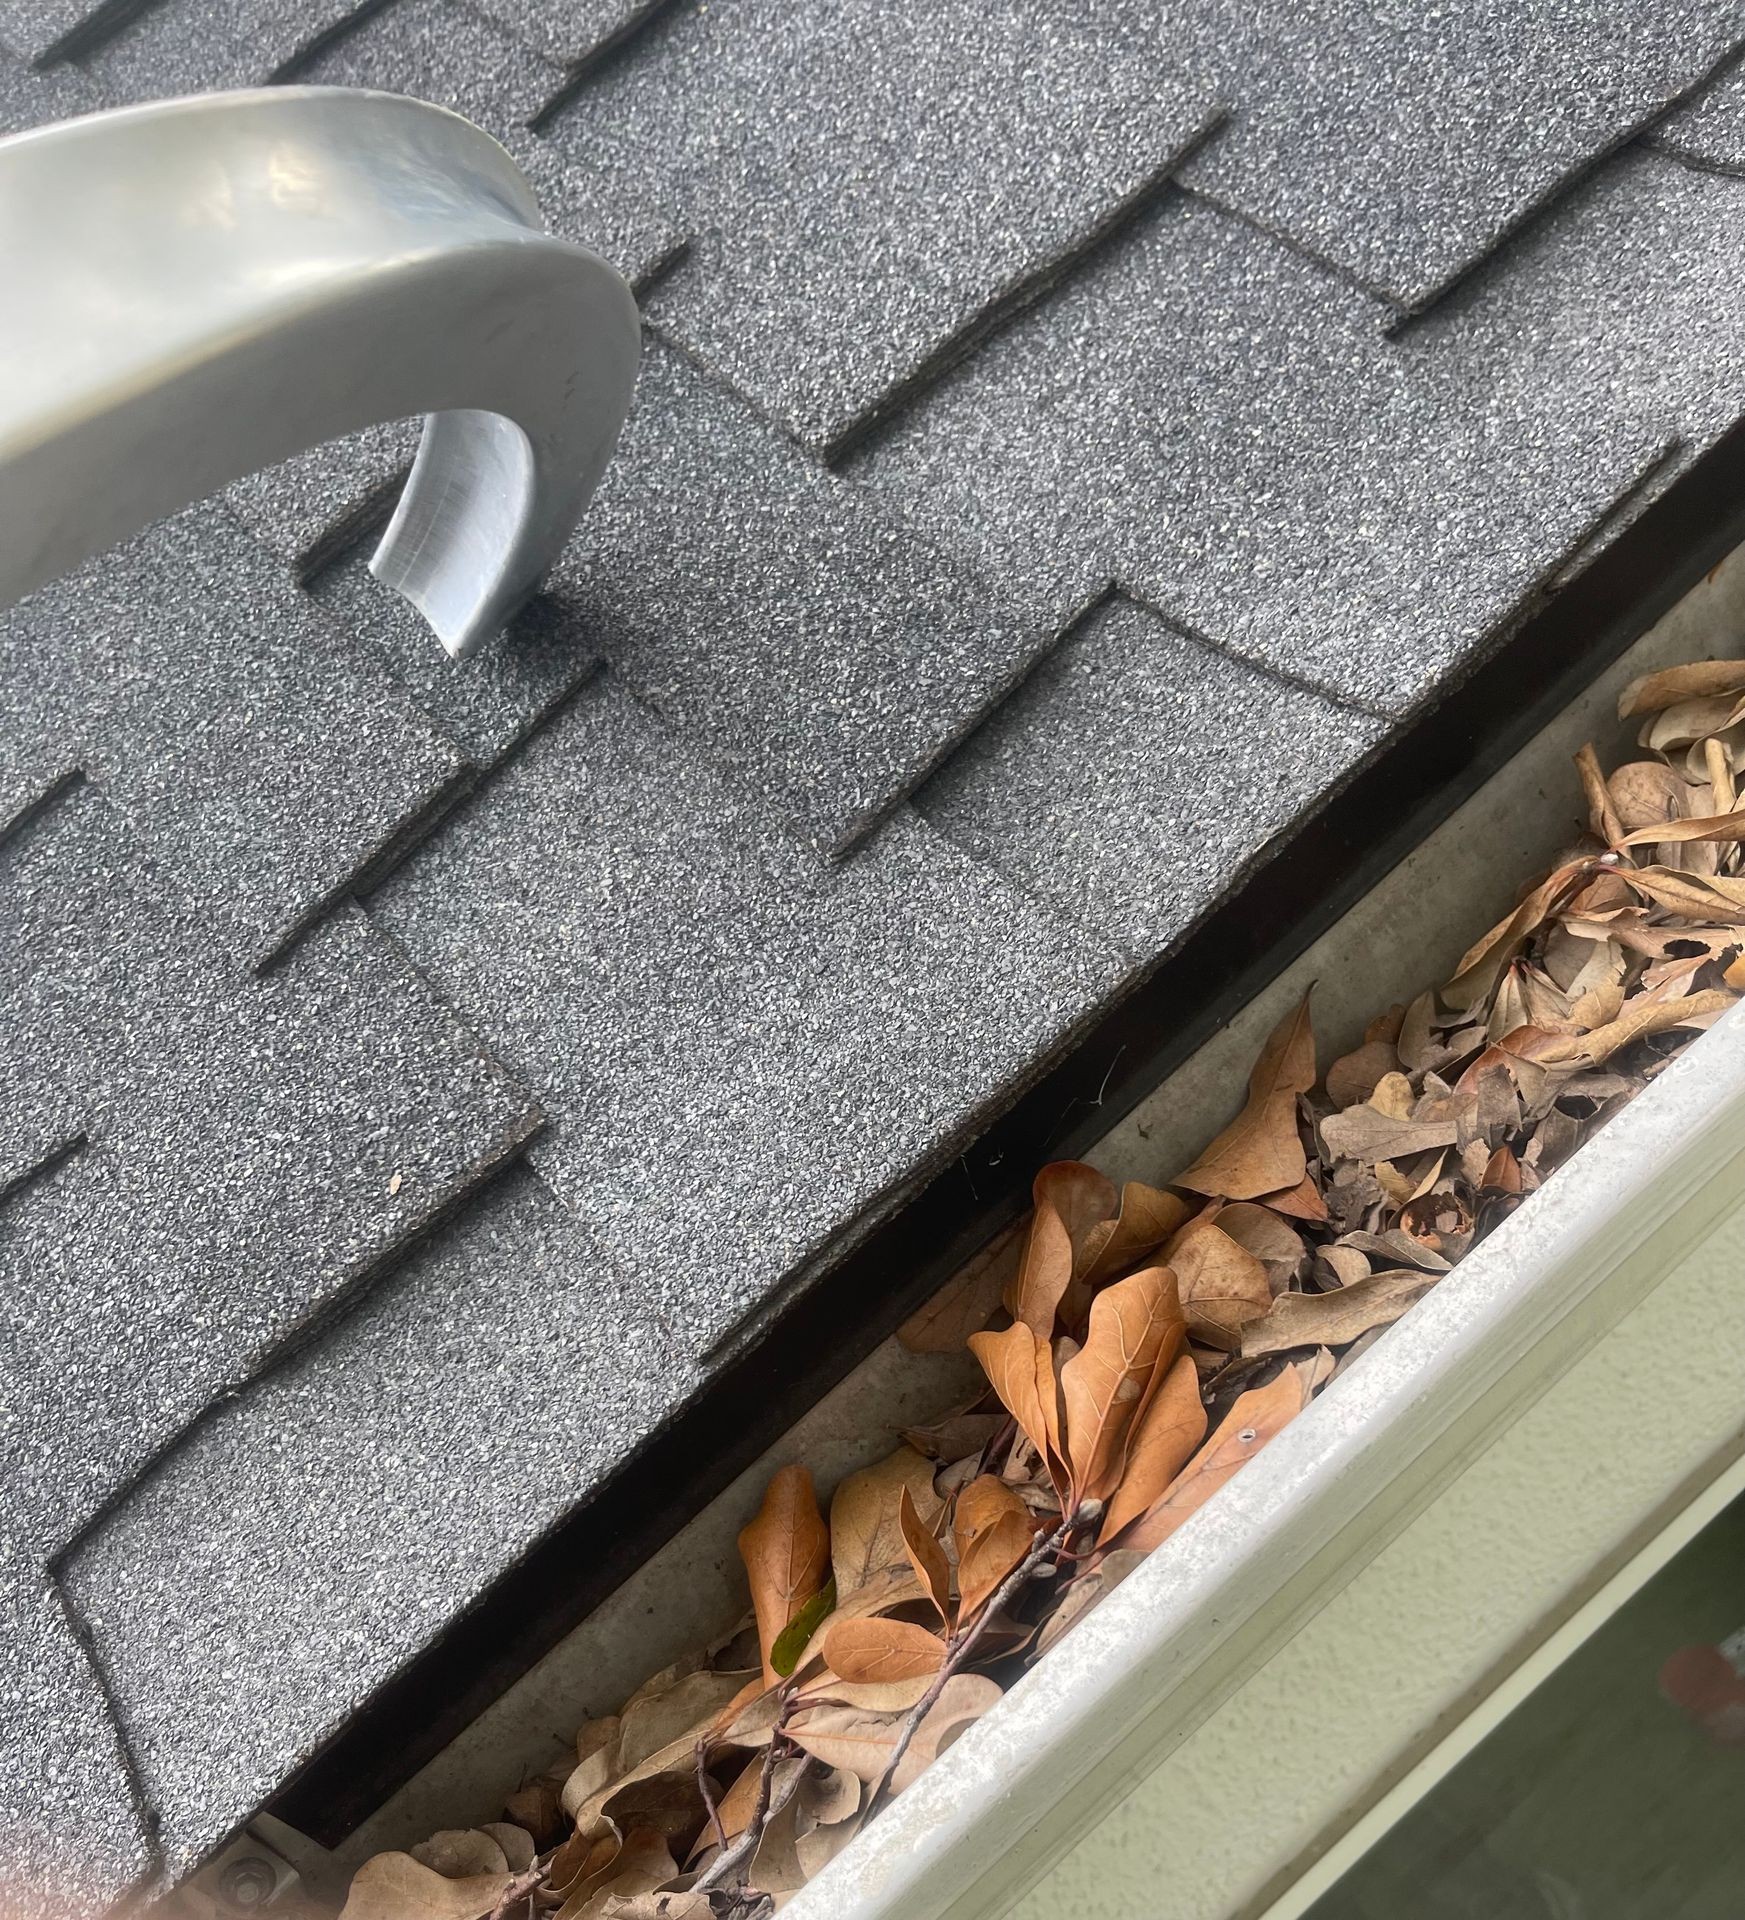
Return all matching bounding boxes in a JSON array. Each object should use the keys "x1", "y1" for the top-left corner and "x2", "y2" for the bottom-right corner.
[
  {"x1": 0, "y1": 762, "x2": 84, "y2": 853},
  {"x1": 1640, "y1": 130, "x2": 1745, "y2": 180},
  {"x1": 15, "y1": 0, "x2": 145, "y2": 66},
  {"x1": 1117, "y1": 589, "x2": 1399, "y2": 726},
  {"x1": 814, "y1": 106, "x2": 1233, "y2": 467},
  {"x1": 43, "y1": 1573, "x2": 163, "y2": 1910},
  {"x1": 262, "y1": 0, "x2": 400, "y2": 81},
  {"x1": 1174, "y1": 179, "x2": 1413, "y2": 318},
  {"x1": 248, "y1": 757, "x2": 478, "y2": 974},
  {"x1": 228, "y1": 455, "x2": 411, "y2": 586},
  {"x1": 0, "y1": 1129, "x2": 86, "y2": 1214},
  {"x1": 519, "y1": 0, "x2": 680, "y2": 89}
]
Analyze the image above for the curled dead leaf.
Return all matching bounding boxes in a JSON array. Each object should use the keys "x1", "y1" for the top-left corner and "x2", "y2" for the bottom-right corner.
[
  {"x1": 1167, "y1": 1219, "x2": 1270, "y2": 1352},
  {"x1": 1175, "y1": 993, "x2": 1316, "y2": 1200},
  {"x1": 891, "y1": 1674, "x2": 1003, "y2": 1795},
  {"x1": 739, "y1": 1465, "x2": 830, "y2": 1689},
  {"x1": 898, "y1": 1482, "x2": 952, "y2": 1626},
  {"x1": 967, "y1": 1321, "x2": 1062, "y2": 1486},
  {"x1": 1096, "y1": 1353, "x2": 1206, "y2": 1548},
  {"x1": 953, "y1": 1474, "x2": 1036, "y2": 1619},
  {"x1": 1058, "y1": 1265, "x2": 1185, "y2": 1505},
  {"x1": 339, "y1": 1855, "x2": 516, "y2": 1920},
  {"x1": 830, "y1": 1444, "x2": 942, "y2": 1600},
  {"x1": 819, "y1": 1616, "x2": 946, "y2": 1686},
  {"x1": 1005, "y1": 1161, "x2": 1117, "y2": 1336},
  {"x1": 1240, "y1": 1269, "x2": 1435, "y2": 1358}
]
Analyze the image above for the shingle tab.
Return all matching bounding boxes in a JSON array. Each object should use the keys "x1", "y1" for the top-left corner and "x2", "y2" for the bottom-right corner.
[
  {"x1": 74, "y1": 0, "x2": 374, "y2": 98},
  {"x1": 1151, "y1": 0, "x2": 1745, "y2": 310},
  {"x1": 369, "y1": 674, "x2": 1127, "y2": 1353},
  {"x1": 553, "y1": 344, "x2": 1070, "y2": 850},
  {"x1": 473, "y1": 0, "x2": 671, "y2": 68},
  {"x1": 65, "y1": 1165, "x2": 685, "y2": 1876},
  {"x1": 0, "y1": 782, "x2": 544, "y2": 1547},
  {"x1": 544, "y1": 0, "x2": 1223, "y2": 450},
  {"x1": 0, "y1": 509, "x2": 466, "y2": 961},
  {"x1": 0, "y1": 0, "x2": 133, "y2": 66},
  {"x1": 919, "y1": 599, "x2": 1387, "y2": 958},
  {"x1": 0, "y1": 1551, "x2": 154, "y2": 1920},
  {"x1": 851, "y1": 189, "x2": 1667, "y2": 715},
  {"x1": 0, "y1": 36, "x2": 90, "y2": 124}
]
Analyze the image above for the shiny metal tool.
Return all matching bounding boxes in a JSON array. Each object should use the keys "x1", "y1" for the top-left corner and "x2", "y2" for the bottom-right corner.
[{"x1": 0, "y1": 87, "x2": 640, "y2": 656}]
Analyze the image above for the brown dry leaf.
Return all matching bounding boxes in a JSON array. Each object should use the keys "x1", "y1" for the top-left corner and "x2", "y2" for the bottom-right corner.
[
  {"x1": 820, "y1": 1616, "x2": 946, "y2": 1686},
  {"x1": 1527, "y1": 987, "x2": 1735, "y2": 1066},
  {"x1": 1122, "y1": 1368, "x2": 1308, "y2": 1554},
  {"x1": 786, "y1": 1702, "x2": 908, "y2": 1784},
  {"x1": 1175, "y1": 993, "x2": 1316, "y2": 1200},
  {"x1": 1443, "y1": 865, "x2": 1587, "y2": 1012},
  {"x1": 890, "y1": 1675, "x2": 1003, "y2": 1795},
  {"x1": 795, "y1": 1668, "x2": 936, "y2": 1714},
  {"x1": 1616, "y1": 804, "x2": 1745, "y2": 851},
  {"x1": 739, "y1": 1466, "x2": 831, "y2": 1689},
  {"x1": 1619, "y1": 659, "x2": 1745, "y2": 717},
  {"x1": 617, "y1": 1668, "x2": 745, "y2": 1775},
  {"x1": 1256, "y1": 1174, "x2": 1330, "y2": 1223},
  {"x1": 900, "y1": 1411, "x2": 1005, "y2": 1464},
  {"x1": 1097, "y1": 1354, "x2": 1207, "y2": 1547},
  {"x1": 1005, "y1": 1162, "x2": 1118, "y2": 1336},
  {"x1": 1080, "y1": 1180, "x2": 1190, "y2": 1287},
  {"x1": 561, "y1": 1829, "x2": 681, "y2": 1919},
  {"x1": 596, "y1": 1897, "x2": 711, "y2": 1920},
  {"x1": 1316, "y1": 1243, "x2": 1372, "y2": 1287},
  {"x1": 1241, "y1": 1269, "x2": 1436, "y2": 1358},
  {"x1": 967, "y1": 1322, "x2": 1061, "y2": 1481},
  {"x1": 1608, "y1": 759, "x2": 1690, "y2": 838},
  {"x1": 1575, "y1": 742, "x2": 1625, "y2": 846},
  {"x1": 745, "y1": 1764, "x2": 810, "y2": 1901},
  {"x1": 562, "y1": 1718, "x2": 624, "y2": 1820},
  {"x1": 830, "y1": 1445, "x2": 943, "y2": 1600},
  {"x1": 1168, "y1": 1219, "x2": 1271, "y2": 1352},
  {"x1": 408, "y1": 1832, "x2": 511, "y2": 1879},
  {"x1": 1320, "y1": 1096, "x2": 1458, "y2": 1164},
  {"x1": 1214, "y1": 1202, "x2": 1306, "y2": 1289},
  {"x1": 898, "y1": 1483, "x2": 952, "y2": 1626},
  {"x1": 1058, "y1": 1265, "x2": 1185, "y2": 1504},
  {"x1": 1324, "y1": 1037, "x2": 1399, "y2": 1110},
  {"x1": 898, "y1": 1224, "x2": 1021, "y2": 1353},
  {"x1": 1624, "y1": 865, "x2": 1745, "y2": 924},
  {"x1": 954, "y1": 1474, "x2": 1036, "y2": 1619},
  {"x1": 339, "y1": 1855, "x2": 516, "y2": 1920},
  {"x1": 502, "y1": 1781, "x2": 564, "y2": 1852}
]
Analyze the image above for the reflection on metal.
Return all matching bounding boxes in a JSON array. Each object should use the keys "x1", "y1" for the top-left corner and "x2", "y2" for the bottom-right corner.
[{"x1": 0, "y1": 87, "x2": 640, "y2": 657}]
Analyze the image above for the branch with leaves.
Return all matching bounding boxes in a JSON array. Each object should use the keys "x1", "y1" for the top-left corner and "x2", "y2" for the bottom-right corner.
[{"x1": 338, "y1": 658, "x2": 1745, "y2": 1919}]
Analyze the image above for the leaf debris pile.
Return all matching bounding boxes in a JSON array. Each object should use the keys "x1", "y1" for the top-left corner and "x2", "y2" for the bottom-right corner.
[{"x1": 339, "y1": 662, "x2": 1745, "y2": 1919}]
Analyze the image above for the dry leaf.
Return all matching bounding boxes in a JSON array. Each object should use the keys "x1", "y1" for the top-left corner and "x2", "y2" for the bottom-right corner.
[
  {"x1": 1035, "y1": 1549, "x2": 1148, "y2": 1656},
  {"x1": 1324, "y1": 1038, "x2": 1399, "y2": 1110},
  {"x1": 1320, "y1": 1099, "x2": 1458, "y2": 1164},
  {"x1": 1240, "y1": 1269, "x2": 1436, "y2": 1357},
  {"x1": 1619, "y1": 659, "x2": 1745, "y2": 717},
  {"x1": 1176, "y1": 993, "x2": 1316, "y2": 1199},
  {"x1": 1097, "y1": 1354, "x2": 1206, "y2": 1547},
  {"x1": 953, "y1": 1474, "x2": 1035, "y2": 1618},
  {"x1": 786, "y1": 1702, "x2": 908, "y2": 1784},
  {"x1": 830, "y1": 1445, "x2": 942, "y2": 1599},
  {"x1": 1122, "y1": 1368, "x2": 1307, "y2": 1553},
  {"x1": 1168, "y1": 1219, "x2": 1271, "y2": 1351},
  {"x1": 898, "y1": 1224, "x2": 1020, "y2": 1353},
  {"x1": 1006, "y1": 1162, "x2": 1118, "y2": 1336},
  {"x1": 1058, "y1": 1265, "x2": 1185, "y2": 1504},
  {"x1": 408, "y1": 1832, "x2": 511, "y2": 1879},
  {"x1": 1080, "y1": 1180, "x2": 1190, "y2": 1286},
  {"x1": 898, "y1": 1483, "x2": 952, "y2": 1626},
  {"x1": 890, "y1": 1675, "x2": 1002, "y2": 1795},
  {"x1": 1575, "y1": 742, "x2": 1625, "y2": 846},
  {"x1": 739, "y1": 1466, "x2": 830, "y2": 1689},
  {"x1": 618, "y1": 1669, "x2": 746, "y2": 1774},
  {"x1": 819, "y1": 1617, "x2": 946, "y2": 1686},
  {"x1": 1256, "y1": 1174, "x2": 1330, "y2": 1222},
  {"x1": 967, "y1": 1322, "x2": 1061, "y2": 1481},
  {"x1": 339, "y1": 1855, "x2": 516, "y2": 1920},
  {"x1": 1214, "y1": 1202, "x2": 1306, "y2": 1288},
  {"x1": 1526, "y1": 987, "x2": 1735, "y2": 1067},
  {"x1": 900, "y1": 1411, "x2": 1005, "y2": 1464}
]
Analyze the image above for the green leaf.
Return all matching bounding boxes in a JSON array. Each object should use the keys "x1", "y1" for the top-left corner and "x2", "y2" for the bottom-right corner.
[{"x1": 771, "y1": 1579, "x2": 836, "y2": 1677}]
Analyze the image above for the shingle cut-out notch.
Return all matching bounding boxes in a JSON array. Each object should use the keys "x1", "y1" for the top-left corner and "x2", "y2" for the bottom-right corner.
[{"x1": 546, "y1": 0, "x2": 1225, "y2": 450}]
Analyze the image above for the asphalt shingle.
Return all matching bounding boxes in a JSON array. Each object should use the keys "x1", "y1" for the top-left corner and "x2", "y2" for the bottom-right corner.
[
  {"x1": 544, "y1": 0, "x2": 1224, "y2": 452},
  {"x1": 0, "y1": 0, "x2": 130, "y2": 66},
  {"x1": 0, "y1": 780, "x2": 543, "y2": 1548},
  {"x1": 474, "y1": 0, "x2": 672, "y2": 68},
  {"x1": 74, "y1": 0, "x2": 375, "y2": 97},
  {"x1": 1144, "y1": 0, "x2": 1745, "y2": 310},
  {"x1": 918, "y1": 598, "x2": 1387, "y2": 958},
  {"x1": 369, "y1": 673, "x2": 1128, "y2": 1353},
  {"x1": 0, "y1": 1551, "x2": 154, "y2": 1920},
  {"x1": 64, "y1": 1165, "x2": 682, "y2": 1877},
  {"x1": 545, "y1": 343, "x2": 1072, "y2": 850},
  {"x1": 851, "y1": 188, "x2": 1668, "y2": 715},
  {"x1": 0, "y1": 509, "x2": 467, "y2": 962}
]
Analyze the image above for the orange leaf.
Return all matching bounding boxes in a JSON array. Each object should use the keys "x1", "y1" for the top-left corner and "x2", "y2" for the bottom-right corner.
[
  {"x1": 1255, "y1": 1175, "x2": 1329, "y2": 1224},
  {"x1": 1175, "y1": 993, "x2": 1317, "y2": 1199},
  {"x1": 738, "y1": 1465, "x2": 830, "y2": 1688},
  {"x1": 1058, "y1": 1266, "x2": 1185, "y2": 1506},
  {"x1": 1080, "y1": 1181, "x2": 1190, "y2": 1287},
  {"x1": 1005, "y1": 1162, "x2": 1118, "y2": 1335},
  {"x1": 953, "y1": 1475, "x2": 1035, "y2": 1619},
  {"x1": 1097, "y1": 1354, "x2": 1207, "y2": 1547},
  {"x1": 1167, "y1": 1219, "x2": 1272, "y2": 1352},
  {"x1": 968, "y1": 1322, "x2": 1061, "y2": 1481},
  {"x1": 898, "y1": 1483, "x2": 952, "y2": 1626},
  {"x1": 1121, "y1": 1368, "x2": 1307, "y2": 1553},
  {"x1": 819, "y1": 1616, "x2": 947, "y2": 1687}
]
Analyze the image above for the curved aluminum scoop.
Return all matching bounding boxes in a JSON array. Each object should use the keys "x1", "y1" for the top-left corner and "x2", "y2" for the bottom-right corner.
[{"x1": 0, "y1": 87, "x2": 640, "y2": 657}]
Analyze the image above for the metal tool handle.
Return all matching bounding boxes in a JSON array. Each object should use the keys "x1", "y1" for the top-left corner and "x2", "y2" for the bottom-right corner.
[{"x1": 0, "y1": 87, "x2": 640, "y2": 657}]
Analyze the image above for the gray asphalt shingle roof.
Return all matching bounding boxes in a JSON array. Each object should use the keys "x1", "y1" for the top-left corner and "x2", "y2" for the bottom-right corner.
[{"x1": 4, "y1": 0, "x2": 1745, "y2": 1910}]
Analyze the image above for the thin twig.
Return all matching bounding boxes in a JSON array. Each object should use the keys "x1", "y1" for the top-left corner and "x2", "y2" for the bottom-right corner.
[
  {"x1": 870, "y1": 1505, "x2": 1091, "y2": 1810},
  {"x1": 485, "y1": 1860, "x2": 547, "y2": 1920},
  {"x1": 692, "y1": 1699, "x2": 795, "y2": 1896},
  {"x1": 697, "y1": 1732, "x2": 729, "y2": 1854}
]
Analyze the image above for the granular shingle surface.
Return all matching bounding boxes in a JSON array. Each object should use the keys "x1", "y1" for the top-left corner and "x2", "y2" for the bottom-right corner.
[{"x1": 10, "y1": 0, "x2": 1745, "y2": 1904}]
